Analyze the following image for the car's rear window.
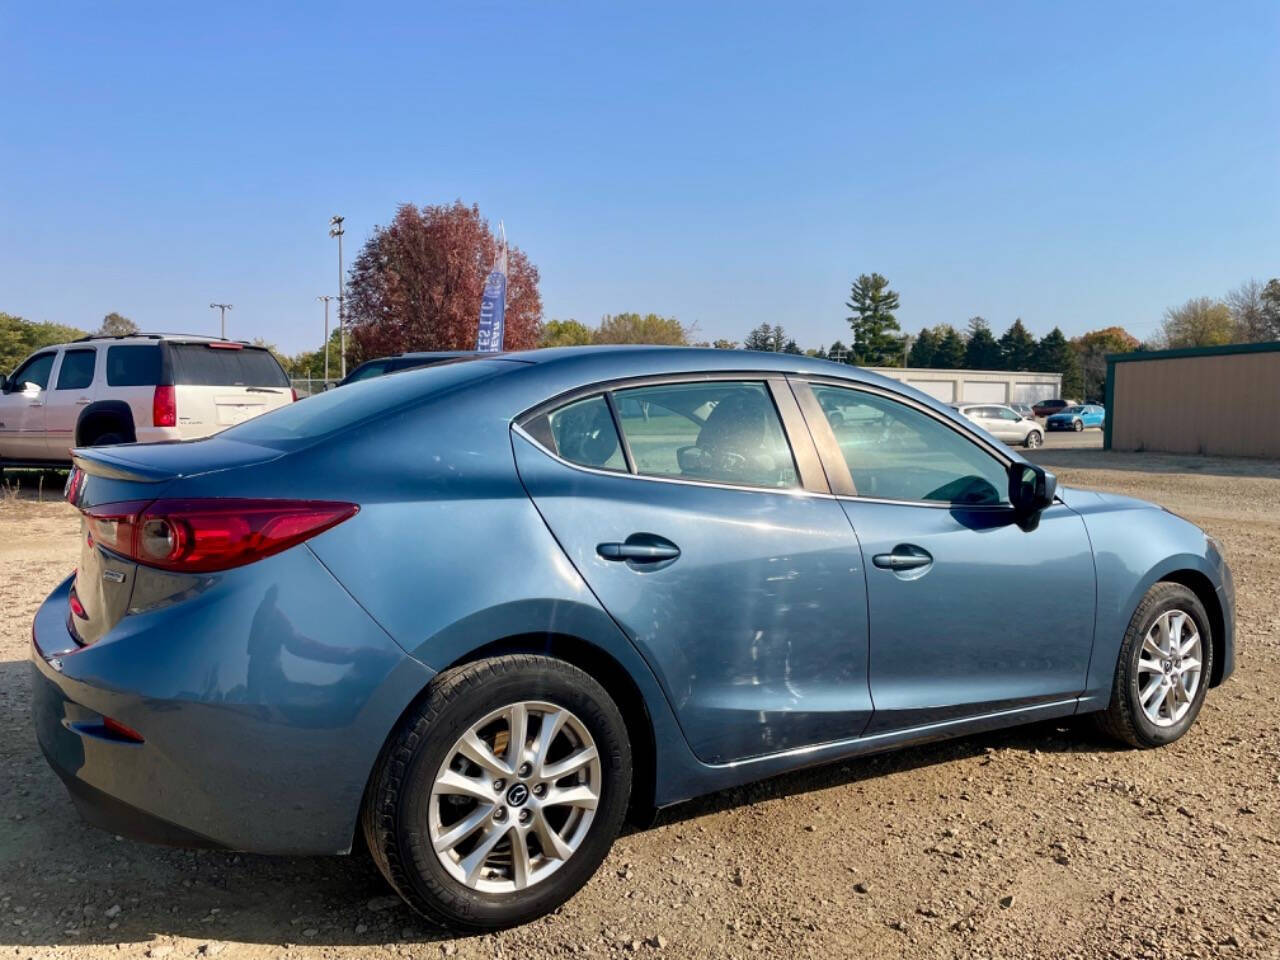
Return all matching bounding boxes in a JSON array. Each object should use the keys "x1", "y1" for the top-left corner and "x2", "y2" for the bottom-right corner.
[
  {"x1": 223, "y1": 358, "x2": 514, "y2": 445},
  {"x1": 168, "y1": 344, "x2": 289, "y2": 387},
  {"x1": 106, "y1": 345, "x2": 162, "y2": 386}
]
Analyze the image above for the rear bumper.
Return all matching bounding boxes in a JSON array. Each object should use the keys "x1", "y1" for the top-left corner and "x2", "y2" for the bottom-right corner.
[
  {"x1": 30, "y1": 550, "x2": 435, "y2": 854},
  {"x1": 31, "y1": 578, "x2": 221, "y2": 846}
]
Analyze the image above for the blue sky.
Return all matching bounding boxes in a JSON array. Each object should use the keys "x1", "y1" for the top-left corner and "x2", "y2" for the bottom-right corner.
[{"x1": 3, "y1": 1, "x2": 1277, "y2": 354}]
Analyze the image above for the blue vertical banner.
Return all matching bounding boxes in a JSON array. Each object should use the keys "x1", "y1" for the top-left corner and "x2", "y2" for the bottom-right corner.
[{"x1": 476, "y1": 239, "x2": 508, "y2": 353}]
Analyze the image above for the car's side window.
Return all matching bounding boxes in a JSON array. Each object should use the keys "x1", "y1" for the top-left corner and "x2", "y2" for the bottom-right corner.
[
  {"x1": 106, "y1": 345, "x2": 162, "y2": 386},
  {"x1": 612, "y1": 381, "x2": 797, "y2": 489},
  {"x1": 11, "y1": 352, "x2": 56, "y2": 391},
  {"x1": 996, "y1": 407, "x2": 1020, "y2": 421},
  {"x1": 55, "y1": 350, "x2": 97, "y2": 390},
  {"x1": 545, "y1": 394, "x2": 627, "y2": 472},
  {"x1": 809, "y1": 384, "x2": 1009, "y2": 505}
]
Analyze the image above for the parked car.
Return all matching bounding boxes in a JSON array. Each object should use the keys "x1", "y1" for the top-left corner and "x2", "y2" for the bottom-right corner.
[
  {"x1": 1031, "y1": 397, "x2": 1075, "y2": 417},
  {"x1": 0, "y1": 334, "x2": 293, "y2": 471},
  {"x1": 33, "y1": 347, "x2": 1234, "y2": 930},
  {"x1": 1008, "y1": 401, "x2": 1035, "y2": 419},
  {"x1": 951, "y1": 402, "x2": 1044, "y2": 449},
  {"x1": 338, "y1": 351, "x2": 480, "y2": 387},
  {"x1": 1046, "y1": 404, "x2": 1106, "y2": 431}
]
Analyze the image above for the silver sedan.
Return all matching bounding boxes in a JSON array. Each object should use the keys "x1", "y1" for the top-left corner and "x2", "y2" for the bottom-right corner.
[{"x1": 951, "y1": 403, "x2": 1044, "y2": 449}]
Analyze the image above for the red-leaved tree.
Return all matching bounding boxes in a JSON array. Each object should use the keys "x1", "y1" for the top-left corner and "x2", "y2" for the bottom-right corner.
[{"x1": 346, "y1": 201, "x2": 542, "y2": 361}]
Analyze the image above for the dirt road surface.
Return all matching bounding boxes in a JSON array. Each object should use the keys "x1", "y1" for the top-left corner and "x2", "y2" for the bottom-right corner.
[{"x1": 2, "y1": 450, "x2": 1278, "y2": 960}]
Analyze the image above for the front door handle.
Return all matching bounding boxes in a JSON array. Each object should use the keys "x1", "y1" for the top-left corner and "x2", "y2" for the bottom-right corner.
[
  {"x1": 872, "y1": 544, "x2": 933, "y2": 571},
  {"x1": 597, "y1": 534, "x2": 681, "y2": 564},
  {"x1": 75, "y1": 398, "x2": 92, "y2": 405}
]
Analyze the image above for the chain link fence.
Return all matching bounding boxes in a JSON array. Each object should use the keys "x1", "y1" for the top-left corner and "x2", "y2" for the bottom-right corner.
[{"x1": 289, "y1": 378, "x2": 335, "y2": 398}]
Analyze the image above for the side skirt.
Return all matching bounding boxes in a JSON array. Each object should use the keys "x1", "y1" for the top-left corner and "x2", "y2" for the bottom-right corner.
[{"x1": 655, "y1": 697, "x2": 1080, "y2": 809}]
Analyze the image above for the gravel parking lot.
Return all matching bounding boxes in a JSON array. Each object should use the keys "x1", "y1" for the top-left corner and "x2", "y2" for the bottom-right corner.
[{"x1": 1, "y1": 446, "x2": 1277, "y2": 960}]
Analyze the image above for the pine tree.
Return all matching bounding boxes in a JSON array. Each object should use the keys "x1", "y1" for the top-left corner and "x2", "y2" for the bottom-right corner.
[
  {"x1": 998, "y1": 318, "x2": 1037, "y2": 370},
  {"x1": 1034, "y1": 327, "x2": 1083, "y2": 398},
  {"x1": 964, "y1": 317, "x2": 1001, "y2": 369},
  {"x1": 743, "y1": 323, "x2": 780, "y2": 351},
  {"x1": 933, "y1": 325, "x2": 967, "y2": 369},
  {"x1": 846, "y1": 273, "x2": 903, "y2": 366},
  {"x1": 907, "y1": 327, "x2": 939, "y2": 367},
  {"x1": 826, "y1": 339, "x2": 853, "y2": 363}
]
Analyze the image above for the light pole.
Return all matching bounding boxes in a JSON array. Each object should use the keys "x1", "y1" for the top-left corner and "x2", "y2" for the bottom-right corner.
[
  {"x1": 328, "y1": 215, "x2": 346, "y2": 378},
  {"x1": 316, "y1": 296, "x2": 336, "y2": 383},
  {"x1": 209, "y1": 303, "x2": 232, "y2": 339}
]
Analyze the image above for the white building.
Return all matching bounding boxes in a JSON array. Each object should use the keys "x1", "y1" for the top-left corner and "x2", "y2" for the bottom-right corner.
[{"x1": 865, "y1": 366, "x2": 1063, "y2": 405}]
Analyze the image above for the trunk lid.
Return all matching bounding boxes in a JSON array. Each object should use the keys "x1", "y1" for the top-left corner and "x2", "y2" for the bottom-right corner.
[
  {"x1": 71, "y1": 434, "x2": 286, "y2": 484},
  {"x1": 64, "y1": 436, "x2": 282, "y2": 645}
]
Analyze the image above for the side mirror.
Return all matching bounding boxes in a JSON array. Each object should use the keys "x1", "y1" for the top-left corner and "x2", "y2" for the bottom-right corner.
[{"x1": 1009, "y1": 462, "x2": 1056, "y2": 518}]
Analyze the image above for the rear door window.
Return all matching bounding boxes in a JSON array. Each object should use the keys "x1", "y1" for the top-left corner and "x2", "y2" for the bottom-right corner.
[
  {"x1": 545, "y1": 395, "x2": 626, "y2": 471},
  {"x1": 55, "y1": 349, "x2": 97, "y2": 390},
  {"x1": 106, "y1": 345, "x2": 162, "y2": 386},
  {"x1": 612, "y1": 381, "x2": 798, "y2": 489},
  {"x1": 168, "y1": 344, "x2": 289, "y2": 387}
]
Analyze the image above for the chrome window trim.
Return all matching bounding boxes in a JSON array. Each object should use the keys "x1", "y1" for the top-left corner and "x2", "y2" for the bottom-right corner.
[
  {"x1": 511, "y1": 422, "x2": 834, "y2": 501},
  {"x1": 515, "y1": 371, "x2": 825, "y2": 496}
]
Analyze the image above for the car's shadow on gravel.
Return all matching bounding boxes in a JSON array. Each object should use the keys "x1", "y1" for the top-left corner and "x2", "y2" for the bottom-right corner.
[
  {"x1": 0, "y1": 650, "x2": 1120, "y2": 952},
  {"x1": 642, "y1": 716, "x2": 1122, "y2": 832}
]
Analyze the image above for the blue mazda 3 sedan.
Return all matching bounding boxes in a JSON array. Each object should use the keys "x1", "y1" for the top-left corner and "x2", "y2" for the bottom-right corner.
[
  {"x1": 1046, "y1": 403, "x2": 1106, "y2": 431},
  {"x1": 31, "y1": 347, "x2": 1234, "y2": 929}
]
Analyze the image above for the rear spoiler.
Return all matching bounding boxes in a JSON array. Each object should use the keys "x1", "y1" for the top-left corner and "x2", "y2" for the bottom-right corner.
[{"x1": 71, "y1": 449, "x2": 174, "y2": 483}]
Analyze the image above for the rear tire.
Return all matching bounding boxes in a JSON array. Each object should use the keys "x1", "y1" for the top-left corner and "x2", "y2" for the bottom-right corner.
[
  {"x1": 88, "y1": 432, "x2": 126, "y2": 446},
  {"x1": 1095, "y1": 582, "x2": 1213, "y2": 748},
  {"x1": 362, "y1": 655, "x2": 632, "y2": 931}
]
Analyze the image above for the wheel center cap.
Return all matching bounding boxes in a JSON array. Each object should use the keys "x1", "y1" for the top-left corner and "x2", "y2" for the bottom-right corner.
[{"x1": 506, "y1": 783, "x2": 529, "y2": 807}]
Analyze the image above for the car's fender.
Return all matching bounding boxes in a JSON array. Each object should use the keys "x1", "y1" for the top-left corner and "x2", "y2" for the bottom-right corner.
[{"x1": 1060, "y1": 488, "x2": 1233, "y2": 707}]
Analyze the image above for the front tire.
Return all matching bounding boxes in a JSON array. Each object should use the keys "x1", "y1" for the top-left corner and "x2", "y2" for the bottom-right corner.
[
  {"x1": 1073, "y1": 419, "x2": 1084, "y2": 432},
  {"x1": 362, "y1": 655, "x2": 632, "y2": 931},
  {"x1": 1095, "y1": 582, "x2": 1213, "y2": 748},
  {"x1": 1024, "y1": 430, "x2": 1043, "y2": 449}
]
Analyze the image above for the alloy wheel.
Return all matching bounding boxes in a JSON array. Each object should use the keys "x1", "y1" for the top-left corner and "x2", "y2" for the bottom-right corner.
[
  {"x1": 1136, "y1": 609, "x2": 1203, "y2": 727},
  {"x1": 428, "y1": 701, "x2": 602, "y2": 894},
  {"x1": 1026, "y1": 431, "x2": 1042, "y2": 449}
]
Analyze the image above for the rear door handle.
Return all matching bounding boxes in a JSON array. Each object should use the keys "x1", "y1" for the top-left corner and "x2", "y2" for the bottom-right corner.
[
  {"x1": 597, "y1": 535, "x2": 681, "y2": 564},
  {"x1": 872, "y1": 545, "x2": 933, "y2": 571}
]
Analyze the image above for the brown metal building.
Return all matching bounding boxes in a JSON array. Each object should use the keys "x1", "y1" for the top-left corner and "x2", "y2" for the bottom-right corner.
[{"x1": 1105, "y1": 341, "x2": 1280, "y2": 458}]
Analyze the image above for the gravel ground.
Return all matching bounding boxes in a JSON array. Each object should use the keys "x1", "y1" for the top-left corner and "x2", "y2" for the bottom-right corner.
[{"x1": 1, "y1": 449, "x2": 1278, "y2": 960}]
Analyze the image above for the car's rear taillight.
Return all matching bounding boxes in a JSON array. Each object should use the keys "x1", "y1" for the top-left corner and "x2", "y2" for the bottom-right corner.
[
  {"x1": 81, "y1": 499, "x2": 358, "y2": 572},
  {"x1": 153, "y1": 385, "x2": 177, "y2": 427}
]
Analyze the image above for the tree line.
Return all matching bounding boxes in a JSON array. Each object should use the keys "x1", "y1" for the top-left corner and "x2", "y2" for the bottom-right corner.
[{"x1": 2, "y1": 195, "x2": 1275, "y2": 397}]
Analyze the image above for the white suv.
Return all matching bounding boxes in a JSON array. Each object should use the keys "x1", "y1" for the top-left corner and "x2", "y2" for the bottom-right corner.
[
  {"x1": 0, "y1": 334, "x2": 294, "y2": 469},
  {"x1": 951, "y1": 402, "x2": 1044, "y2": 449}
]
